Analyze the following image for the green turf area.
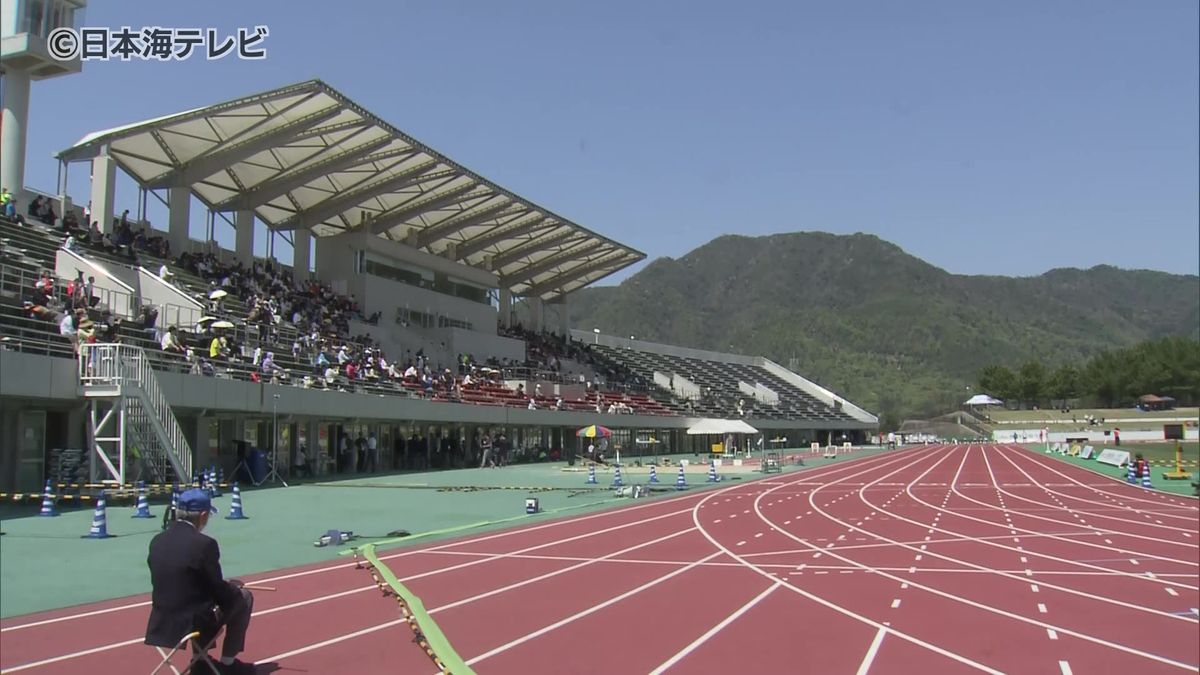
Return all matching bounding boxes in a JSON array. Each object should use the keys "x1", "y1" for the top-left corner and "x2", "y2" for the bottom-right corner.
[
  {"x1": 0, "y1": 448, "x2": 888, "y2": 619},
  {"x1": 1032, "y1": 445, "x2": 1200, "y2": 498}
]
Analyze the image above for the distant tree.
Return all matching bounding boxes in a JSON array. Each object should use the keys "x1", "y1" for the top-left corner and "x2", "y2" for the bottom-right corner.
[
  {"x1": 1048, "y1": 364, "x2": 1080, "y2": 408},
  {"x1": 1018, "y1": 360, "x2": 1047, "y2": 409},
  {"x1": 978, "y1": 365, "x2": 1017, "y2": 404}
]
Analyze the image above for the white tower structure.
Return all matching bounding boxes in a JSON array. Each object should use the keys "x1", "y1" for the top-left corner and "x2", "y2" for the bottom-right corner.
[{"x1": 1, "y1": 0, "x2": 86, "y2": 195}]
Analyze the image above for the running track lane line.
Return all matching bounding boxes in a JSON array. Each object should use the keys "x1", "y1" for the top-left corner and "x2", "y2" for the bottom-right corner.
[
  {"x1": 5, "y1": 453, "x2": 849, "y2": 673},
  {"x1": 0, "y1": 511, "x2": 698, "y2": 673},
  {"x1": 692, "y1": 451, "x2": 1007, "y2": 675},
  {"x1": 764, "y1": 448, "x2": 1198, "y2": 671},
  {"x1": 252, "y1": 528, "x2": 702, "y2": 666},
  {"x1": 458, "y1": 552, "x2": 728, "y2": 669},
  {"x1": 451, "y1": 452, "x2": 949, "y2": 671},
  {"x1": 983, "y1": 446, "x2": 1200, "y2": 539},
  {"x1": 0, "y1": 446, "x2": 917, "y2": 634},
  {"x1": 248, "y1": 446, "x2": 950, "y2": 672},
  {"x1": 1002, "y1": 444, "x2": 1200, "y2": 514},
  {"x1": 949, "y1": 449, "x2": 1200, "y2": 568},
  {"x1": 646, "y1": 581, "x2": 782, "y2": 675},
  {"x1": 895, "y1": 447, "x2": 1200, "y2": 598},
  {"x1": 855, "y1": 626, "x2": 888, "y2": 675},
  {"x1": 993, "y1": 445, "x2": 1200, "y2": 528}
]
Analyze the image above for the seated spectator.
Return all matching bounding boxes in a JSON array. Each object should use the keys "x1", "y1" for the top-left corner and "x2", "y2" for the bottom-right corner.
[{"x1": 161, "y1": 326, "x2": 186, "y2": 354}]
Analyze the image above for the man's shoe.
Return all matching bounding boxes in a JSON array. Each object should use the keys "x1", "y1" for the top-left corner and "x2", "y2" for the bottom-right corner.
[{"x1": 214, "y1": 659, "x2": 256, "y2": 675}]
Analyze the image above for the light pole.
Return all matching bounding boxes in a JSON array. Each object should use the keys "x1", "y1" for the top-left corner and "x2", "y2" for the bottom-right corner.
[
  {"x1": 593, "y1": 327, "x2": 600, "y2": 344},
  {"x1": 263, "y1": 394, "x2": 288, "y2": 486}
]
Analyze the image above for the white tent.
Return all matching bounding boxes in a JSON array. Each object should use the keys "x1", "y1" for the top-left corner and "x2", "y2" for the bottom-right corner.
[
  {"x1": 964, "y1": 394, "x2": 1003, "y2": 406},
  {"x1": 686, "y1": 419, "x2": 759, "y2": 435}
]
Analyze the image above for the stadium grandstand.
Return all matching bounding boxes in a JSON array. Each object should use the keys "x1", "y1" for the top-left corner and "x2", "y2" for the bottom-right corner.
[{"x1": 0, "y1": 78, "x2": 876, "y2": 496}]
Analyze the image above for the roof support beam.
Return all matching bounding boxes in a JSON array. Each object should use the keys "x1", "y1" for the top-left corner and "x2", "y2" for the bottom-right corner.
[
  {"x1": 522, "y1": 252, "x2": 635, "y2": 297},
  {"x1": 490, "y1": 229, "x2": 582, "y2": 269},
  {"x1": 412, "y1": 198, "x2": 522, "y2": 249},
  {"x1": 499, "y1": 241, "x2": 612, "y2": 287},
  {"x1": 145, "y1": 103, "x2": 344, "y2": 189},
  {"x1": 213, "y1": 138, "x2": 405, "y2": 211},
  {"x1": 274, "y1": 159, "x2": 445, "y2": 230},
  {"x1": 452, "y1": 214, "x2": 551, "y2": 261},
  {"x1": 56, "y1": 80, "x2": 326, "y2": 162},
  {"x1": 368, "y1": 183, "x2": 490, "y2": 235}
]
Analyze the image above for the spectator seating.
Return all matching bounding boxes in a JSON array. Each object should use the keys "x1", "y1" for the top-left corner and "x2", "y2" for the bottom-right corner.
[{"x1": 590, "y1": 343, "x2": 855, "y2": 422}]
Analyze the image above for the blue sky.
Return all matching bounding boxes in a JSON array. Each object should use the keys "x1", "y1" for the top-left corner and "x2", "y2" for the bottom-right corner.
[{"x1": 19, "y1": 0, "x2": 1200, "y2": 280}]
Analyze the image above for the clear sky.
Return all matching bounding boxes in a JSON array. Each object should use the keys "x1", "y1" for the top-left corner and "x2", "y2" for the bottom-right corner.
[{"x1": 19, "y1": 0, "x2": 1200, "y2": 281}]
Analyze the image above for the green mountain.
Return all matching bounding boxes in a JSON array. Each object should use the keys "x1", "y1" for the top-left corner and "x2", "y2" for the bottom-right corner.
[{"x1": 565, "y1": 232, "x2": 1200, "y2": 425}]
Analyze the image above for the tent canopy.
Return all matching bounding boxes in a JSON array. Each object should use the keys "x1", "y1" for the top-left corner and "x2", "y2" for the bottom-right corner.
[
  {"x1": 964, "y1": 394, "x2": 1003, "y2": 406},
  {"x1": 686, "y1": 419, "x2": 759, "y2": 435}
]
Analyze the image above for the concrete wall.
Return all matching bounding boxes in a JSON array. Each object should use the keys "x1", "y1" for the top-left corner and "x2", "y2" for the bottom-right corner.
[{"x1": 445, "y1": 327, "x2": 525, "y2": 363}]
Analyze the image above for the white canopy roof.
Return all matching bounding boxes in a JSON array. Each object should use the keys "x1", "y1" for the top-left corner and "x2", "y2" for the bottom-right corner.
[
  {"x1": 686, "y1": 419, "x2": 760, "y2": 435},
  {"x1": 964, "y1": 394, "x2": 1003, "y2": 406},
  {"x1": 58, "y1": 80, "x2": 644, "y2": 301}
]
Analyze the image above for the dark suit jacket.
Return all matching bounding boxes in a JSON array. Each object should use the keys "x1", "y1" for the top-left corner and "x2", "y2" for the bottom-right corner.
[{"x1": 144, "y1": 521, "x2": 240, "y2": 647}]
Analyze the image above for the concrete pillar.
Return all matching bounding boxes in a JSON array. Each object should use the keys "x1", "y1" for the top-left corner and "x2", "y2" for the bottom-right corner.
[
  {"x1": 557, "y1": 294, "x2": 570, "y2": 336},
  {"x1": 235, "y1": 209, "x2": 254, "y2": 266},
  {"x1": 293, "y1": 228, "x2": 311, "y2": 281},
  {"x1": 167, "y1": 186, "x2": 191, "y2": 255},
  {"x1": 529, "y1": 296, "x2": 544, "y2": 333},
  {"x1": 1, "y1": 68, "x2": 31, "y2": 197},
  {"x1": 498, "y1": 287, "x2": 512, "y2": 329},
  {"x1": 89, "y1": 153, "x2": 117, "y2": 232}
]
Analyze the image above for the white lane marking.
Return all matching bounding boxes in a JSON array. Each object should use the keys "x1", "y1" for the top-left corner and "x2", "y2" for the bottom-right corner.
[
  {"x1": 854, "y1": 626, "x2": 888, "y2": 675},
  {"x1": 1166, "y1": 587, "x2": 1179, "y2": 596},
  {"x1": 464, "y1": 552, "x2": 725, "y2": 665},
  {"x1": 1047, "y1": 628, "x2": 1058, "y2": 640},
  {"x1": 647, "y1": 582, "x2": 782, "y2": 675},
  {"x1": 1037, "y1": 603, "x2": 1048, "y2": 613},
  {"x1": 1059, "y1": 661, "x2": 1073, "y2": 675},
  {"x1": 891, "y1": 598, "x2": 901, "y2": 609}
]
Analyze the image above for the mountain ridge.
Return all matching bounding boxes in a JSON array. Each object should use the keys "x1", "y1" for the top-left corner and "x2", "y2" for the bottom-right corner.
[{"x1": 562, "y1": 231, "x2": 1199, "y2": 424}]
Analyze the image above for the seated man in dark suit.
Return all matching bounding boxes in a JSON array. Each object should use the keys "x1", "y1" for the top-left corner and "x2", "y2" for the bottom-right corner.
[{"x1": 145, "y1": 488, "x2": 256, "y2": 674}]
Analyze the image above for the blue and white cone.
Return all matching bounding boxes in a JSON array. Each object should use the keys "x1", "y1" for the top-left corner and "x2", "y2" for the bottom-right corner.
[
  {"x1": 612, "y1": 465, "x2": 624, "y2": 488},
  {"x1": 675, "y1": 466, "x2": 687, "y2": 490},
  {"x1": 649, "y1": 465, "x2": 659, "y2": 483},
  {"x1": 1126, "y1": 462, "x2": 1137, "y2": 484},
  {"x1": 225, "y1": 483, "x2": 249, "y2": 520},
  {"x1": 83, "y1": 491, "x2": 113, "y2": 539},
  {"x1": 212, "y1": 468, "x2": 223, "y2": 497},
  {"x1": 38, "y1": 480, "x2": 59, "y2": 517},
  {"x1": 586, "y1": 463, "x2": 597, "y2": 485},
  {"x1": 132, "y1": 482, "x2": 154, "y2": 518},
  {"x1": 707, "y1": 460, "x2": 719, "y2": 483},
  {"x1": 1141, "y1": 470, "x2": 1153, "y2": 489}
]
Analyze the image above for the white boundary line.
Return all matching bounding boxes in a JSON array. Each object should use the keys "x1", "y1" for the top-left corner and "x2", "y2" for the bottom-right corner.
[
  {"x1": 1, "y1": 445, "x2": 910, "y2": 634},
  {"x1": 854, "y1": 626, "x2": 888, "y2": 675},
  {"x1": 987, "y1": 445, "x2": 1200, "y2": 536},
  {"x1": 1, "y1": 449, "x2": 932, "y2": 673},
  {"x1": 893, "y1": 448, "x2": 1200, "y2": 592},
  {"x1": 690, "y1": 447, "x2": 1006, "y2": 674},
  {"x1": 1006, "y1": 444, "x2": 1200, "y2": 513},
  {"x1": 646, "y1": 581, "x2": 782, "y2": 675},
  {"x1": 461, "y1": 552, "x2": 727, "y2": 667},
  {"x1": 757, "y1": 446, "x2": 1198, "y2": 671}
]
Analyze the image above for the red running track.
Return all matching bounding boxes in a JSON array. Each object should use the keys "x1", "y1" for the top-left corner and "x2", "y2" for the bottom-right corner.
[{"x1": 1, "y1": 445, "x2": 1196, "y2": 674}]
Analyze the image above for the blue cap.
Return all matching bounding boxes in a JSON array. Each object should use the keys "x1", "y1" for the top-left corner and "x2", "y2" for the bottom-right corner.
[{"x1": 178, "y1": 488, "x2": 215, "y2": 513}]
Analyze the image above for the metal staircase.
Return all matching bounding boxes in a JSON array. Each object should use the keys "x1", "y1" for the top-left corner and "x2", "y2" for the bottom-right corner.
[{"x1": 79, "y1": 343, "x2": 193, "y2": 484}]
